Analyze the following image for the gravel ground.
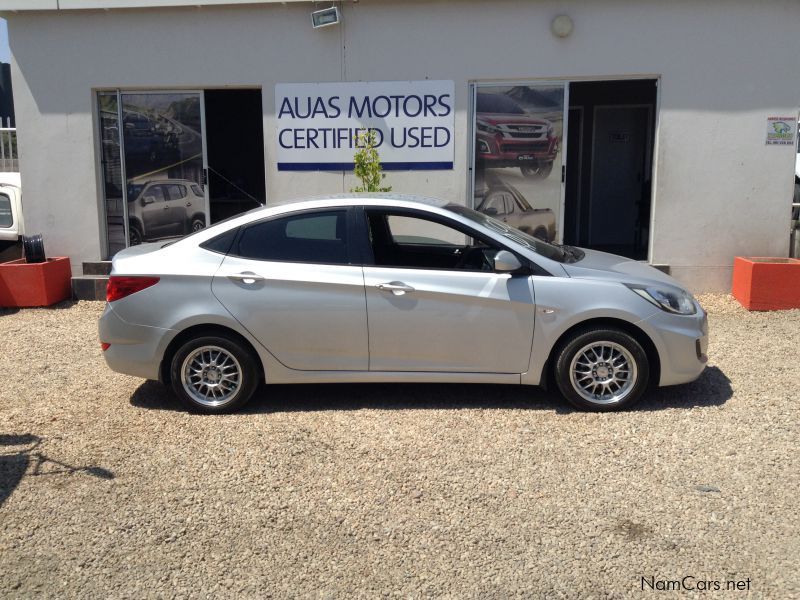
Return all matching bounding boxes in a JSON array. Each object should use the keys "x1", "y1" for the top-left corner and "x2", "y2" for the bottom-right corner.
[{"x1": 0, "y1": 295, "x2": 798, "y2": 598}]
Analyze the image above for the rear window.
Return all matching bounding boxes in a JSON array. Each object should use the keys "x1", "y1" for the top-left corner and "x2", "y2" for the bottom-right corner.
[
  {"x1": 0, "y1": 193, "x2": 12, "y2": 228},
  {"x1": 200, "y1": 227, "x2": 239, "y2": 255},
  {"x1": 233, "y1": 210, "x2": 350, "y2": 265}
]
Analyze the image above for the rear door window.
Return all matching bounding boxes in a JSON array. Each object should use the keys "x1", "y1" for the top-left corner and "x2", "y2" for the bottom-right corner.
[
  {"x1": 164, "y1": 184, "x2": 187, "y2": 200},
  {"x1": 233, "y1": 210, "x2": 350, "y2": 265}
]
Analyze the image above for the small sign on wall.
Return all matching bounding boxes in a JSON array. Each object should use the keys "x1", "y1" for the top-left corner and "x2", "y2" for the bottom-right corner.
[
  {"x1": 275, "y1": 80, "x2": 455, "y2": 171},
  {"x1": 765, "y1": 117, "x2": 796, "y2": 146}
]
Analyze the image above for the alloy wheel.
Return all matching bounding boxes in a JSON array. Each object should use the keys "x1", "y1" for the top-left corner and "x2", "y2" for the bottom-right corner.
[
  {"x1": 180, "y1": 345, "x2": 242, "y2": 407},
  {"x1": 568, "y1": 341, "x2": 637, "y2": 405}
]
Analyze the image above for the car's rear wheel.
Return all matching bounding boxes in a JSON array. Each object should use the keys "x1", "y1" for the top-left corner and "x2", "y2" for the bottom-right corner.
[
  {"x1": 554, "y1": 327, "x2": 649, "y2": 411},
  {"x1": 129, "y1": 224, "x2": 143, "y2": 246},
  {"x1": 169, "y1": 335, "x2": 259, "y2": 414},
  {"x1": 191, "y1": 218, "x2": 205, "y2": 233}
]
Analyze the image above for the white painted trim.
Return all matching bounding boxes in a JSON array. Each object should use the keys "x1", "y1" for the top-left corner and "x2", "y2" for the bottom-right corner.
[{"x1": 0, "y1": 0, "x2": 307, "y2": 10}]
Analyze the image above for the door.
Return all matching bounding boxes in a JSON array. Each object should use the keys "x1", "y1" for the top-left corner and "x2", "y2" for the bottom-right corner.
[
  {"x1": 589, "y1": 106, "x2": 649, "y2": 248},
  {"x1": 139, "y1": 183, "x2": 171, "y2": 236},
  {"x1": 162, "y1": 182, "x2": 193, "y2": 235},
  {"x1": 471, "y1": 81, "x2": 568, "y2": 242},
  {"x1": 361, "y1": 209, "x2": 535, "y2": 373},
  {"x1": 119, "y1": 91, "x2": 209, "y2": 245},
  {"x1": 211, "y1": 209, "x2": 368, "y2": 371}
]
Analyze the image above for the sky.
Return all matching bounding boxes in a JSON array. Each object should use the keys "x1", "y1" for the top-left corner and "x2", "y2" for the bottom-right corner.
[{"x1": 0, "y1": 19, "x2": 10, "y2": 64}]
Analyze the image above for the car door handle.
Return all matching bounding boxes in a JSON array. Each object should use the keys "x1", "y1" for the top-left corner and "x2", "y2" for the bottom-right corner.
[
  {"x1": 186, "y1": 202, "x2": 192, "y2": 206},
  {"x1": 228, "y1": 272, "x2": 265, "y2": 285},
  {"x1": 376, "y1": 281, "x2": 415, "y2": 296}
]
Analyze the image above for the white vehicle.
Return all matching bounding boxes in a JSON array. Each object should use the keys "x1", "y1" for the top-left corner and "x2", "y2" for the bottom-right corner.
[{"x1": 0, "y1": 172, "x2": 23, "y2": 245}]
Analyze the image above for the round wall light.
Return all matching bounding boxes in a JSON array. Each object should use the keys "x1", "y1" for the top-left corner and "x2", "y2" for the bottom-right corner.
[{"x1": 551, "y1": 15, "x2": 574, "y2": 38}]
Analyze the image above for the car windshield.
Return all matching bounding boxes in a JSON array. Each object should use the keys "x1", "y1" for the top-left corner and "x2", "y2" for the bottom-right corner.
[
  {"x1": 446, "y1": 204, "x2": 579, "y2": 263},
  {"x1": 476, "y1": 93, "x2": 525, "y2": 115}
]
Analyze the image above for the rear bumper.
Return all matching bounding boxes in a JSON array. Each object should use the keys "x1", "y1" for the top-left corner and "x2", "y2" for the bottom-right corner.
[
  {"x1": 639, "y1": 304, "x2": 708, "y2": 387},
  {"x1": 98, "y1": 303, "x2": 176, "y2": 380}
]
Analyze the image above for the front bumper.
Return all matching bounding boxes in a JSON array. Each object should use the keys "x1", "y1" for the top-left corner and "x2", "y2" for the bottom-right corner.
[
  {"x1": 638, "y1": 304, "x2": 708, "y2": 387},
  {"x1": 98, "y1": 303, "x2": 176, "y2": 380},
  {"x1": 477, "y1": 135, "x2": 558, "y2": 164}
]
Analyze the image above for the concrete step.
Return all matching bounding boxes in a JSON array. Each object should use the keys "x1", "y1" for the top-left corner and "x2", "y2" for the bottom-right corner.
[
  {"x1": 72, "y1": 275, "x2": 108, "y2": 301},
  {"x1": 82, "y1": 261, "x2": 112, "y2": 276}
]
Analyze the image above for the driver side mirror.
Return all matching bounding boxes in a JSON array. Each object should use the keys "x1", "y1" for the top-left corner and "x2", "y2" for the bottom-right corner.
[
  {"x1": 141, "y1": 196, "x2": 156, "y2": 206},
  {"x1": 494, "y1": 250, "x2": 523, "y2": 273},
  {"x1": 482, "y1": 207, "x2": 498, "y2": 216}
]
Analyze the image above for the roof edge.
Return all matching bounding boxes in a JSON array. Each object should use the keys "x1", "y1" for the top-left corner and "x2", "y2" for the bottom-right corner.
[{"x1": 0, "y1": 0, "x2": 311, "y2": 12}]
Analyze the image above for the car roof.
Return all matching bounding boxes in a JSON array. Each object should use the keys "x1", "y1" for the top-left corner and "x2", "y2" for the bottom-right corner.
[
  {"x1": 272, "y1": 193, "x2": 449, "y2": 209},
  {"x1": 179, "y1": 194, "x2": 454, "y2": 246}
]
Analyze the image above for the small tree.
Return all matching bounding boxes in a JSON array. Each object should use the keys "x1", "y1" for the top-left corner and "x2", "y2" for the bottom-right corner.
[{"x1": 351, "y1": 129, "x2": 392, "y2": 193}]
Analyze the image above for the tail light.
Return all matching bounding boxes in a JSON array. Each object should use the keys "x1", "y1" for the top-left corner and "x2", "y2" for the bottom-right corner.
[
  {"x1": 100, "y1": 342, "x2": 110, "y2": 351},
  {"x1": 106, "y1": 276, "x2": 160, "y2": 302}
]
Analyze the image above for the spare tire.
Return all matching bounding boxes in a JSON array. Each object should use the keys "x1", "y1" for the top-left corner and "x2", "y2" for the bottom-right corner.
[{"x1": 23, "y1": 234, "x2": 46, "y2": 264}]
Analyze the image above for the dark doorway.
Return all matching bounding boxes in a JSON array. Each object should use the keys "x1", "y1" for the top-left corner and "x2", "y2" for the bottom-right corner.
[
  {"x1": 565, "y1": 80, "x2": 656, "y2": 259},
  {"x1": 203, "y1": 89, "x2": 266, "y2": 223}
]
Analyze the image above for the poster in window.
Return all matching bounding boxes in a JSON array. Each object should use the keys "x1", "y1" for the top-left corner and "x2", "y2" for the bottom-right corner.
[
  {"x1": 473, "y1": 85, "x2": 564, "y2": 243},
  {"x1": 120, "y1": 93, "x2": 207, "y2": 246}
]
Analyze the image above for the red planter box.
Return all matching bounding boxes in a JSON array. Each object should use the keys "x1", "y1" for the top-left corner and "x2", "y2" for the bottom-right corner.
[
  {"x1": 0, "y1": 257, "x2": 72, "y2": 308},
  {"x1": 732, "y1": 256, "x2": 800, "y2": 311}
]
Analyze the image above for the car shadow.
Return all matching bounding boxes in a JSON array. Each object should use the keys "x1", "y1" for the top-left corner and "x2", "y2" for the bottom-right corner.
[
  {"x1": 0, "y1": 434, "x2": 115, "y2": 509},
  {"x1": 129, "y1": 365, "x2": 732, "y2": 415},
  {"x1": 0, "y1": 300, "x2": 79, "y2": 317}
]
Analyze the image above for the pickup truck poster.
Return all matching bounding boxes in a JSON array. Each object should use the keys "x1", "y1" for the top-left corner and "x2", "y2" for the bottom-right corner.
[
  {"x1": 275, "y1": 80, "x2": 455, "y2": 171},
  {"x1": 473, "y1": 85, "x2": 564, "y2": 243}
]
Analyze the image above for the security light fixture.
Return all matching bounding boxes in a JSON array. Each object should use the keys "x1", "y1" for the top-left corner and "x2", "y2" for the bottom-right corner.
[{"x1": 312, "y1": 6, "x2": 340, "y2": 29}]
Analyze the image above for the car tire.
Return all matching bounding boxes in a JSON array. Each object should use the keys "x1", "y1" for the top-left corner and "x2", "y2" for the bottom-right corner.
[
  {"x1": 520, "y1": 162, "x2": 554, "y2": 180},
  {"x1": 22, "y1": 234, "x2": 46, "y2": 263},
  {"x1": 553, "y1": 327, "x2": 649, "y2": 412},
  {"x1": 169, "y1": 334, "x2": 260, "y2": 414},
  {"x1": 129, "y1": 224, "x2": 143, "y2": 246},
  {"x1": 191, "y1": 217, "x2": 206, "y2": 233},
  {"x1": 532, "y1": 226, "x2": 548, "y2": 241}
]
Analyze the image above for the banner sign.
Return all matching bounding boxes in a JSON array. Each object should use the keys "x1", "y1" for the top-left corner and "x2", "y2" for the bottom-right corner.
[{"x1": 275, "y1": 80, "x2": 454, "y2": 171}]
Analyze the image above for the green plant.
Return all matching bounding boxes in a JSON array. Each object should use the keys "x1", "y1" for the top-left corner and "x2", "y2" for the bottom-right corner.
[{"x1": 351, "y1": 129, "x2": 392, "y2": 193}]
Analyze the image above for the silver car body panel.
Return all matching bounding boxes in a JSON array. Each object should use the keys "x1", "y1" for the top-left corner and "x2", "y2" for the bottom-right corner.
[
  {"x1": 363, "y1": 267, "x2": 535, "y2": 372},
  {"x1": 212, "y1": 257, "x2": 369, "y2": 371},
  {"x1": 99, "y1": 194, "x2": 708, "y2": 391}
]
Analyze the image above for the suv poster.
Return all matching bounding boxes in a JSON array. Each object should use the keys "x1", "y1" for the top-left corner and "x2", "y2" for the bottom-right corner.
[
  {"x1": 473, "y1": 85, "x2": 564, "y2": 243},
  {"x1": 119, "y1": 93, "x2": 207, "y2": 246}
]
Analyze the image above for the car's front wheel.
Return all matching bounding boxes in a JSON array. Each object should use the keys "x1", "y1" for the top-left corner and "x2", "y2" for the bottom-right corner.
[
  {"x1": 169, "y1": 334, "x2": 259, "y2": 414},
  {"x1": 520, "y1": 162, "x2": 554, "y2": 180},
  {"x1": 554, "y1": 327, "x2": 649, "y2": 411}
]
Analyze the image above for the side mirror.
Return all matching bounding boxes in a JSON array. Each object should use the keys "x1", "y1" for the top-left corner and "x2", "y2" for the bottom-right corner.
[
  {"x1": 494, "y1": 250, "x2": 523, "y2": 273},
  {"x1": 483, "y1": 207, "x2": 498, "y2": 216},
  {"x1": 141, "y1": 196, "x2": 156, "y2": 206}
]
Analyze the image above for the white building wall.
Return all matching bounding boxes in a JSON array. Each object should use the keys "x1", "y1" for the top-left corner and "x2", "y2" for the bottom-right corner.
[{"x1": 6, "y1": 0, "x2": 800, "y2": 291}]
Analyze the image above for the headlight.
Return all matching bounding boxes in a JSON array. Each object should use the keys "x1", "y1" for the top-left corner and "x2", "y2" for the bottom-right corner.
[
  {"x1": 547, "y1": 124, "x2": 555, "y2": 137},
  {"x1": 626, "y1": 284, "x2": 697, "y2": 315},
  {"x1": 477, "y1": 120, "x2": 500, "y2": 135}
]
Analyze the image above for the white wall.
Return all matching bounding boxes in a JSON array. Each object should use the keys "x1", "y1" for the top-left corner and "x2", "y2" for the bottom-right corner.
[{"x1": 6, "y1": 0, "x2": 800, "y2": 290}]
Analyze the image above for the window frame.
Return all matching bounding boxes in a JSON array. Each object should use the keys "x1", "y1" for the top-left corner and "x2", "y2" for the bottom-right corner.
[
  {"x1": 0, "y1": 192, "x2": 13, "y2": 229},
  {"x1": 227, "y1": 206, "x2": 361, "y2": 266},
  {"x1": 356, "y1": 206, "x2": 533, "y2": 274}
]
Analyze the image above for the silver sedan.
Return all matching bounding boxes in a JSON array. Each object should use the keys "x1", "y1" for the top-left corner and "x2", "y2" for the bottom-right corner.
[{"x1": 99, "y1": 195, "x2": 708, "y2": 413}]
